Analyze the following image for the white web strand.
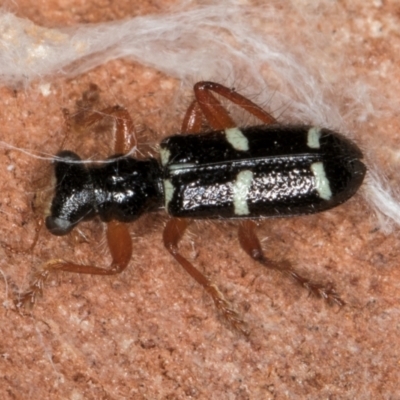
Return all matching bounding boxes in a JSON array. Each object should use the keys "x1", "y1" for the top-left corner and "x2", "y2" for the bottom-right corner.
[{"x1": 0, "y1": 4, "x2": 358, "y2": 126}]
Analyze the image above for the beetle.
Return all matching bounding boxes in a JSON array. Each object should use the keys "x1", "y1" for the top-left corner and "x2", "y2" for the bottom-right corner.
[{"x1": 19, "y1": 82, "x2": 366, "y2": 334}]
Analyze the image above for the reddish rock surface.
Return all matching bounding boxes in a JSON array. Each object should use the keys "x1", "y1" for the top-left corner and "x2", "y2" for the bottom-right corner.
[{"x1": 1, "y1": 1, "x2": 400, "y2": 399}]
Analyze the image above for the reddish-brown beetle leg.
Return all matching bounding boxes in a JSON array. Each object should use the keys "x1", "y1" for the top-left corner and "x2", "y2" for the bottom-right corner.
[
  {"x1": 163, "y1": 218, "x2": 249, "y2": 336},
  {"x1": 193, "y1": 81, "x2": 277, "y2": 130},
  {"x1": 181, "y1": 81, "x2": 277, "y2": 133},
  {"x1": 16, "y1": 220, "x2": 133, "y2": 309},
  {"x1": 238, "y1": 220, "x2": 344, "y2": 307},
  {"x1": 78, "y1": 105, "x2": 137, "y2": 154}
]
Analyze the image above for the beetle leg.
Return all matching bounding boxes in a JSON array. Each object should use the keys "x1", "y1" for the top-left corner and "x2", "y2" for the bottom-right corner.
[
  {"x1": 63, "y1": 101, "x2": 137, "y2": 154},
  {"x1": 78, "y1": 105, "x2": 137, "y2": 154},
  {"x1": 238, "y1": 220, "x2": 344, "y2": 307},
  {"x1": 108, "y1": 106, "x2": 137, "y2": 154},
  {"x1": 193, "y1": 81, "x2": 277, "y2": 130},
  {"x1": 181, "y1": 100, "x2": 205, "y2": 133},
  {"x1": 16, "y1": 220, "x2": 133, "y2": 309},
  {"x1": 1, "y1": 217, "x2": 43, "y2": 256},
  {"x1": 163, "y1": 217, "x2": 249, "y2": 336}
]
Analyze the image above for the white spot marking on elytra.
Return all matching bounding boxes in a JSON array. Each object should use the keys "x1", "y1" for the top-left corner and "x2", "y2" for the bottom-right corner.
[
  {"x1": 233, "y1": 170, "x2": 253, "y2": 215},
  {"x1": 163, "y1": 179, "x2": 175, "y2": 209},
  {"x1": 225, "y1": 127, "x2": 249, "y2": 151},
  {"x1": 311, "y1": 162, "x2": 332, "y2": 200},
  {"x1": 160, "y1": 148, "x2": 171, "y2": 166},
  {"x1": 307, "y1": 126, "x2": 321, "y2": 149}
]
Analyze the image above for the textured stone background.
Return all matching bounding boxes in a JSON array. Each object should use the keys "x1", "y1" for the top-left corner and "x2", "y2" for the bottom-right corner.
[{"x1": 1, "y1": 1, "x2": 400, "y2": 399}]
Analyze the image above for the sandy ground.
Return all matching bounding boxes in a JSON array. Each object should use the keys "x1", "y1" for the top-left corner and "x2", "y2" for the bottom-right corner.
[{"x1": 1, "y1": 1, "x2": 400, "y2": 399}]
